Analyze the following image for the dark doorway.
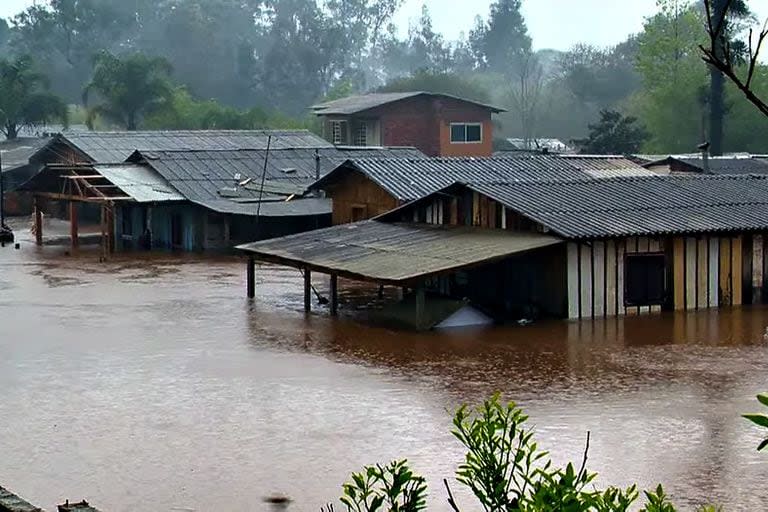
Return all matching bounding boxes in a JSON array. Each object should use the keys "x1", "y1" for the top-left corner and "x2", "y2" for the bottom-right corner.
[
  {"x1": 171, "y1": 214, "x2": 183, "y2": 249},
  {"x1": 625, "y1": 253, "x2": 666, "y2": 307}
]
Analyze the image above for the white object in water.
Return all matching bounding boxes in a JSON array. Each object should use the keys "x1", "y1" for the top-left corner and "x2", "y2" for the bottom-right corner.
[{"x1": 435, "y1": 305, "x2": 493, "y2": 329}]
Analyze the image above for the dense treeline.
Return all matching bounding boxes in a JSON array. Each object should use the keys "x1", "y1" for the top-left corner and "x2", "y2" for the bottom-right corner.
[{"x1": 0, "y1": 0, "x2": 766, "y2": 153}]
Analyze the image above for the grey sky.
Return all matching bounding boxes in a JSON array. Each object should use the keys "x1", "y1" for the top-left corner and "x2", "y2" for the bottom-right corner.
[{"x1": 2, "y1": 0, "x2": 768, "y2": 52}]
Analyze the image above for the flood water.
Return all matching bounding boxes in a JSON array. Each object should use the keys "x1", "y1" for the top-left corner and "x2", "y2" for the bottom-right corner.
[{"x1": 1, "y1": 224, "x2": 767, "y2": 511}]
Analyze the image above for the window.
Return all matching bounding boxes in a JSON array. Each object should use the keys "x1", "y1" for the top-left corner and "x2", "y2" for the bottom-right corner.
[
  {"x1": 330, "y1": 120, "x2": 348, "y2": 145},
  {"x1": 450, "y1": 123, "x2": 483, "y2": 143},
  {"x1": 354, "y1": 122, "x2": 367, "y2": 146},
  {"x1": 625, "y1": 253, "x2": 666, "y2": 306}
]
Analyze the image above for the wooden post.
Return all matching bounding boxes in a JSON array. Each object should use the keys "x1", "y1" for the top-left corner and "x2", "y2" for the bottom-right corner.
[
  {"x1": 33, "y1": 199, "x2": 43, "y2": 246},
  {"x1": 330, "y1": 274, "x2": 338, "y2": 316},
  {"x1": 247, "y1": 256, "x2": 256, "y2": 298},
  {"x1": 69, "y1": 201, "x2": 79, "y2": 250},
  {"x1": 303, "y1": 268, "x2": 312, "y2": 312},
  {"x1": 377, "y1": 285, "x2": 384, "y2": 299},
  {"x1": 415, "y1": 286, "x2": 426, "y2": 330}
]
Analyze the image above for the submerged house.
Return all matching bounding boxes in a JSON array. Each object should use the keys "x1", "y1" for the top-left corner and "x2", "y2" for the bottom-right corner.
[
  {"x1": 19, "y1": 130, "x2": 423, "y2": 252},
  {"x1": 238, "y1": 173, "x2": 768, "y2": 328},
  {"x1": 310, "y1": 155, "x2": 655, "y2": 224},
  {"x1": 312, "y1": 92, "x2": 505, "y2": 157}
]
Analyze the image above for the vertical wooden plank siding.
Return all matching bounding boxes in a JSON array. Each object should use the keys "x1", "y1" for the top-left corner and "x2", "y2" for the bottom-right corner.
[
  {"x1": 708, "y1": 237, "x2": 720, "y2": 308},
  {"x1": 489, "y1": 202, "x2": 497, "y2": 229},
  {"x1": 648, "y1": 238, "x2": 662, "y2": 313},
  {"x1": 580, "y1": 244, "x2": 593, "y2": 318},
  {"x1": 617, "y1": 240, "x2": 625, "y2": 316},
  {"x1": 673, "y1": 237, "x2": 685, "y2": 310},
  {"x1": 685, "y1": 237, "x2": 697, "y2": 310},
  {"x1": 753, "y1": 234, "x2": 763, "y2": 304},
  {"x1": 593, "y1": 241, "x2": 606, "y2": 317},
  {"x1": 567, "y1": 243, "x2": 580, "y2": 319},
  {"x1": 472, "y1": 192, "x2": 479, "y2": 226},
  {"x1": 697, "y1": 238, "x2": 708, "y2": 309},
  {"x1": 500, "y1": 207, "x2": 507, "y2": 229},
  {"x1": 720, "y1": 238, "x2": 732, "y2": 305},
  {"x1": 625, "y1": 237, "x2": 639, "y2": 315},
  {"x1": 450, "y1": 198, "x2": 458, "y2": 225},
  {"x1": 605, "y1": 240, "x2": 617, "y2": 316},
  {"x1": 732, "y1": 236, "x2": 743, "y2": 305}
]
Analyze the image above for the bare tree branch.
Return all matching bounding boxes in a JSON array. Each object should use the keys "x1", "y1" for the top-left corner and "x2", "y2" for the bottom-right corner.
[{"x1": 700, "y1": 0, "x2": 768, "y2": 118}]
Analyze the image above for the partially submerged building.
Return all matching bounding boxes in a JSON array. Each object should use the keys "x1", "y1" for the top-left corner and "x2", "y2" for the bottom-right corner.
[
  {"x1": 312, "y1": 92, "x2": 505, "y2": 157},
  {"x1": 310, "y1": 155, "x2": 655, "y2": 224},
  {"x1": 239, "y1": 174, "x2": 768, "y2": 328},
  {"x1": 19, "y1": 131, "x2": 423, "y2": 252}
]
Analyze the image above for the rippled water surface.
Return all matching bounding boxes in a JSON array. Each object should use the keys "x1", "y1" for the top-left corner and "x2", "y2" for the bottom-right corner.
[{"x1": 1, "y1": 225, "x2": 767, "y2": 511}]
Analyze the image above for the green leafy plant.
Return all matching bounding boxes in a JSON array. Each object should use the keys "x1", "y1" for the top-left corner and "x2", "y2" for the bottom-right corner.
[
  {"x1": 329, "y1": 459, "x2": 427, "y2": 512},
  {"x1": 451, "y1": 392, "x2": 545, "y2": 511},
  {"x1": 743, "y1": 392, "x2": 768, "y2": 451},
  {"x1": 640, "y1": 485, "x2": 677, "y2": 512}
]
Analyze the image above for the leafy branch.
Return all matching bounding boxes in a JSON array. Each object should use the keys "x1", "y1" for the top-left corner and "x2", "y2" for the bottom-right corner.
[{"x1": 700, "y1": 0, "x2": 768, "y2": 117}]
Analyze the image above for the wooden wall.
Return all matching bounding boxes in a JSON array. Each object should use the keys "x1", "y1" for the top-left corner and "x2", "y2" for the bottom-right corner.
[{"x1": 326, "y1": 172, "x2": 400, "y2": 225}]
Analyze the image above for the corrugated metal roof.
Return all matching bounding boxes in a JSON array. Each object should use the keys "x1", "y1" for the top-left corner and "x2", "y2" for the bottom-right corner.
[
  {"x1": 193, "y1": 197, "x2": 331, "y2": 217},
  {"x1": 312, "y1": 156, "x2": 599, "y2": 202},
  {"x1": 54, "y1": 130, "x2": 333, "y2": 163},
  {"x1": 133, "y1": 147, "x2": 425, "y2": 204},
  {"x1": 673, "y1": 157, "x2": 768, "y2": 175},
  {"x1": 237, "y1": 221, "x2": 561, "y2": 284},
  {"x1": 94, "y1": 164, "x2": 184, "y2": 203},
  {"x1": 464, "y1": 174, "x2": 768, "y2": 239},
  {"x1": 559, "y1": 155, "x2": 656, "y2": 178},
  {"x1": 311, "y1": 92, "x2": 505, "y2": 115},
  {"x1": 0, "y1": 485, "x2": 42, "y2": 512}
]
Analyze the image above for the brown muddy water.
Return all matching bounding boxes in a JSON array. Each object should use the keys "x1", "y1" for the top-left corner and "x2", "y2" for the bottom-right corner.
[{"x1": 1, "y1": 226, "x2": 767, "y2": 511}]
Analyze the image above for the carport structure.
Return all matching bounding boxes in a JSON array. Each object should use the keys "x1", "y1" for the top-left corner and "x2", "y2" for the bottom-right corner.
[
  {"x1": 236, "y1": 220, "x2": 562, "y2": 329},
  {"x1": 20, "y1": 162, "x2": 182, "y2": 258}
]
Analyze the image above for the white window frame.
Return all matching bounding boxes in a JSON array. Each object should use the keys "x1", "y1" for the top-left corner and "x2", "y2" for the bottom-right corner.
[
  {"x1": 354, "y1": 121, "x2": 367, "y2": 146},
  {"x1": 450, "y1": 122, "x2": 483, "y2": 144},
  {"x1": 330, "y1": 119, "x2": 348, "y2": 145}
]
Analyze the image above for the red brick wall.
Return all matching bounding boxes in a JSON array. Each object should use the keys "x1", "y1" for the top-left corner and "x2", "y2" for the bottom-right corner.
[{"x1": 369, "y1": 96, "x2": 494, "y2": 157}]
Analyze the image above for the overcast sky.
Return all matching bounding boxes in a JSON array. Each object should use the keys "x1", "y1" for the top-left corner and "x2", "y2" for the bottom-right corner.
[{"x1": 2, "y1": 0, "x2": 768, "y2": 51}]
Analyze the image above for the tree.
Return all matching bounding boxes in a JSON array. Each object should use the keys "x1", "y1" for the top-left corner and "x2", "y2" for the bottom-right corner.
[
  {"x1": 0, "y1": 55, "x2": 68, "y2": 140},
  {"x1": 378, "y1": 70, "x2": 492, "y2": 104},
  {"x1": 508, "y1": 51, "x2": 546, "y2": 146},
  {"x1": 83, "y1": 51, "x2": 174, "y2": 130},
  {"x1": 706, "y1": 0, "x2": 751, "y2": 155},
  {"x1": 701, "y1": 0, "x2": 768, "y2": 118},
  {"x1": 470, "y1": 0, "x2": 531, "y2": 75},
  {"x1": 577, "y1": 110, "x2": 648, "y2": 154}
]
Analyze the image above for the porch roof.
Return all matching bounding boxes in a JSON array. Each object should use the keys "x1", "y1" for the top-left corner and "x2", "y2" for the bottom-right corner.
[{"x1": 237, "y1": 220, "x2": 562, "y2": 285}]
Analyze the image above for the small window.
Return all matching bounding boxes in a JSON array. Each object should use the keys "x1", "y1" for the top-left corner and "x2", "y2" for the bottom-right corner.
[
  {"x1": 625, "y1": 253, "x2": 666, "y2": 307},
  {"x1": 330, "y1": 120, "x2": 348, "y2": 145},
  {"x1": 450, "y1": 123, "x2": 483, "y2": 143},
  {"x1": 354, "y1": 122, "x2": 367, "y2": 146}
]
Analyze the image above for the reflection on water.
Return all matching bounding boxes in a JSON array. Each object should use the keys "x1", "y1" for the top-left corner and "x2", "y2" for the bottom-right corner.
[{"x1": 0, "y1": 238, "x2": 767, "y2": 511}]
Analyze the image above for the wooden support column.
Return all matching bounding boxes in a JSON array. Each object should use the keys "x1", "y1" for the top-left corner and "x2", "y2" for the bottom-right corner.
[
  {"x1": 415, "y1": 286, "x2": 426, "y2": 330},
  {"x1": 303, "y1": 268, "x2": 312, "y2": 312},
  {"x1": 33, "y1": 199, "x2": 43, "y2": 246},
  {"x1": 377, "y1": 285, "x2": 384, "y2": 299},
  {"x1": 69, "y1": 201, "x2": 79, "y2": 250},
  {"x1": 330, "y1": 274, "x2": 339, "y2": 316},
  {"x1": 246, "y1": 256, "x2": 256, "y2": 298}
]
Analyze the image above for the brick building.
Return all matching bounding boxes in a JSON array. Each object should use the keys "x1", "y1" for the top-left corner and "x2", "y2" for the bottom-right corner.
[{"x1": 311, "y1": 92, "x2": 505, "y2": 157}]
